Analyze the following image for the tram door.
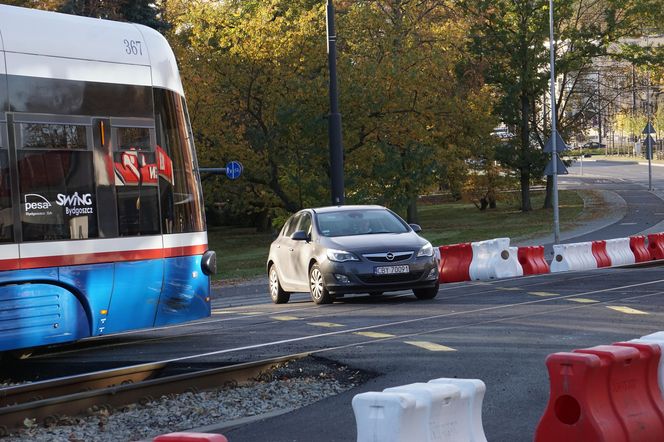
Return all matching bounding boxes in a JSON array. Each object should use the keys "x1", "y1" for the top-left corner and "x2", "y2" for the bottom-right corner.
[{"x1": 96, "y1": 117, "x2": 164, "y2": 333}]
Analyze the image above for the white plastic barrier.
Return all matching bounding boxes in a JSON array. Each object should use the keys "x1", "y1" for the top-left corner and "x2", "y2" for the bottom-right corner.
[
  {"x1": 605, "y1": 237, "x2": 636, "y2": 266},
  {"x1": 469, "y1": 237, "x2": 523, "y2": 281},
  {"x1": 428, "y1": 378, "x2": 488, "y2": 442},
  {"x1": 352, "y1": 392, "x2": 421, "y2": 442},
  {"x1": 633, "y1": 331, "x2": 664, "y2": 399},
  {"x1": 384, "y1": 383, "x2": 465, "y2": 442},
  {"x1": 353, "y1": 379, "x2": 487, "y2": 442},
  {"x1": 550, "y1": 242, "x2": 597, "y2": 273}
]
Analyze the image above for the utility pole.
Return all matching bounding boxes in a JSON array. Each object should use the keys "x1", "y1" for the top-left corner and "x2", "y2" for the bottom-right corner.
[
  {"x1": 632, "y1": 64, "x2": 637, "y2": 145},
  {"x1": 646, "y1": 35, "x2": 652, "y2": 191},
  {"x1": 326, "y1": 0, "x2": 345, "y2": 205},
  {"x1": 548, "y1": 0, "x2": 560, "y2": 244},
  {"x1": 597, "y1": 71, "x2": 602, "y2": 148}
]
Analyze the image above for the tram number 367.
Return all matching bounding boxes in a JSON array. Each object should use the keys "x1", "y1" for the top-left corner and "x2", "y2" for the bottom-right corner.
[{"x1": 124, "y1": 39, "x2": 143, "y2": 56}]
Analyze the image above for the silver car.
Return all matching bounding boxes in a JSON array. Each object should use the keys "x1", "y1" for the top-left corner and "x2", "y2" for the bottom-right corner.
[{"x1": 267, "y1": 205, "x2": 439, "y2": 304}]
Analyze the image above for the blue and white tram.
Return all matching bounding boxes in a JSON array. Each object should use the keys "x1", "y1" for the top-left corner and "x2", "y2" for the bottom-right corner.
[{"x1": 0, "y1": 5, "x2": 216, "y2": 353}]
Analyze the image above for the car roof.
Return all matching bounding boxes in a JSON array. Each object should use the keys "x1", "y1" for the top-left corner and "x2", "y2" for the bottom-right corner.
[{"x1": 309, "y1": 205, "x2": 386, "y2": 214}]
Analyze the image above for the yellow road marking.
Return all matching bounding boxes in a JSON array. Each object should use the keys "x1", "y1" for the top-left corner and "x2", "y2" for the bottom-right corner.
[
  {"x1": 567, "y1": 298, "x2": 599, "y2": 304},
  {"x1": 607, "y1": 306, "x2": 648, "y2": 315},
  {"x1": 271, "y1": 316, "x2": 300, "y2": 321},
  {"x1": 529, "y1": 291, "x2": 559, "y2": 297},
  {"x1": 405, "y1": 341, "x2": 456, "y2": 352},
  {"x1": 239, "y1": 312, "x2": 263, "y2": 316},
  {"x1": 308, "y1": 322, "x2": 344, "y2": 328},
  {"x1": 355, "y1": 332, "x2": 395, "y2": 339}
]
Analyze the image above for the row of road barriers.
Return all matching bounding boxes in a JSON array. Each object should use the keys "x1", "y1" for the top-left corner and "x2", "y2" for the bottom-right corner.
[
  {"x1": 438, "y1": 238, "x2": 548, "y2": 283},
  {"x1": 352, "y1": 378, "x2": 487, "y2": 442},
  {"x1": 437, "y1": 233, "x2": 663, "y2": 283},
  {"x1": 535, "y1": 331, "x2": 664, "y2": 442},
  {"x1": 550, "y1": 235, "x2": 652, "y2": 273}
]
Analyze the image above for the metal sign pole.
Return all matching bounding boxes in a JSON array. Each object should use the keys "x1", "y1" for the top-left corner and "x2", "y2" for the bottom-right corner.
[
  {"x1": 647, "y1": 48, "x2": 653, "y2": 191},
  {"x1": 548, "y1": 0, "x2": 560, "y2": 244}
]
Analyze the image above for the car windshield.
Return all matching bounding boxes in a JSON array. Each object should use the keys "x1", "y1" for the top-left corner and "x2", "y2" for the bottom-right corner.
[{"x1": 316, "y1": 209, "x2": 409, "y2": 237}]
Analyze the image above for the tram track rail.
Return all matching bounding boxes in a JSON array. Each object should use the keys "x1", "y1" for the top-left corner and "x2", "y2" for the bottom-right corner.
[{"x1": 0, "y1": 353, "x2": 308, "y2": 437}]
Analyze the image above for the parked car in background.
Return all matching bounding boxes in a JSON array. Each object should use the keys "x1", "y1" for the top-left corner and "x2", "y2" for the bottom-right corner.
[
  {"x1": 491, "y1": 126, "x2": 515, "y2": 140},
  {"x1": 267, "y1": 205, "x2": 439, "y2": 304},
  {"x1": 582, "y1": 141, "x2": 607, "y2": 149}
]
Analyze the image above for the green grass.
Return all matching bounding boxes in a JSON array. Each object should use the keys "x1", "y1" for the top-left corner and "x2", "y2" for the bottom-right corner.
[
  {"x1": 207, "y1": 226, "x2": 275, "y2": 283},
  {"x1": 417, "y1": 189, "x2": 591, "y2": 246},
  {"x1": 208, "y1": 189, "x2": 597, "y2": 282}
]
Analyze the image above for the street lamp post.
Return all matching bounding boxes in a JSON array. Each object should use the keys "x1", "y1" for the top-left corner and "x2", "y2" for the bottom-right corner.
[
  {"x1": 548, "y1": 0, "x2": 560, "y2": 244},
  {"x1": 646, "y1": 35, "x2": 653, "y2": 191},
  {"x1": 326, "y1": 0, "x2": 345, "y2": 206}
]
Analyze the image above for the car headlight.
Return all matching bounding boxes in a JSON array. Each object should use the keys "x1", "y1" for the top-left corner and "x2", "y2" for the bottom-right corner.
[
  {"x1": 417, "y1": 242, "x2": 434, "y2": 257},
  {"x1": 326, "y1": 249, "x2": 359, "y2": 262}
]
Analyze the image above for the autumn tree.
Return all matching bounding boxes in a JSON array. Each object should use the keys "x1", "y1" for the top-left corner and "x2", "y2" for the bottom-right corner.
[
  {"x1": 458, "y1": 0, "x2": 649, "y2": 212},
  {"x1": 332, "y1": 1, "x2": 494, "y2": 222},
  {"x1": 170, "y1": 0, "x2": 494, "y2": 226}
]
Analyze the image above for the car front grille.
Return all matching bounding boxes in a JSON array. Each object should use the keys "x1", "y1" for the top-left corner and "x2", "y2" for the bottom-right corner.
[
  {"x1": 358, "y1": 271, "x2": 424, "y2": 284},
  {"x1": 363, "y1": 252, "x2": 413, "y2": 263}
]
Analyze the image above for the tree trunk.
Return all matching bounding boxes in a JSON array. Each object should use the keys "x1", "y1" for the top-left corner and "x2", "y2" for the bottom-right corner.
[
  {"x1": 520, "y1": 170, "x2": 532, "y2": 211},
  {"x1": 407, "y1": 196, "x2": 419, "y2": 224},
  {"x1": 520, "y1": 90, "x2": 532, "y2": 212},
  {"x1": 488, "y1": 189, "x2": 497, "y2": 209},
  {"x1": 543, "y1": 175, "x2": 553, "y2": 209}
]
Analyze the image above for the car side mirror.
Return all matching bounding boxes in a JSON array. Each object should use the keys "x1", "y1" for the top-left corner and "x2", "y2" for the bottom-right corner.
[
  {"x1": 409, "y1": 223, "x2": 422, "y2": 233},
  {"x1": 291, "y1": 230, "x2": 310, "y2": 241}
]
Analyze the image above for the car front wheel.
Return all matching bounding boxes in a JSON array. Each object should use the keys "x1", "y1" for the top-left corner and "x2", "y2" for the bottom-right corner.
[
  {"x1": 309, "y1": 263, "x2": 333, "y2": 304},
  {"x1": 269, "y1": 264, "x2": 290, "y2": 304},
  {"x1": 413, "y1": 283, "x2": 439, "y2": 300}
]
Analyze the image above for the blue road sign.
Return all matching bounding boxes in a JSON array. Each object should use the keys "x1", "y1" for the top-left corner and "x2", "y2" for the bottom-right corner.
[
  {"x1": 225, "y1": 161, "x2": 243, "y2": 180},
  {"x1": 543, "y1": 131, "x2": 570, "y2": 153}
]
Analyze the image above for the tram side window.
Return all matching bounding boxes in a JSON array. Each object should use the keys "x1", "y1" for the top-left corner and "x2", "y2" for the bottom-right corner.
[
  {"x1": 16, "y1": 121, "x2": 98, "y2": 241},
  {"x1": 153, "y1": 89, "x2": 205, "y2": 234},
  {"x1": 0, "y1": 123, "x2": 12, "y2": 243},
  {"x1": 116, "y1": 127, "x2": 151, "y2": 151},
  {"x1": 19, "y1": 123, "x2": 87, "y2": 150},
  {"x1": 112, "y1": 124, "x2": 160, "y2": 236}
]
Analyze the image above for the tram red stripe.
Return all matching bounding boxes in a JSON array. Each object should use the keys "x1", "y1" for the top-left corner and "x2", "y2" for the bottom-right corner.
[
  {"x1": 0, "y1": 259, "x2": 20, "y2": 271},
  {"x1": 17, "y1": 244, "x2": 208, "y2": 270},
  {"x1": 163, "y1": 244, "x2": 208, "y2": 258}
]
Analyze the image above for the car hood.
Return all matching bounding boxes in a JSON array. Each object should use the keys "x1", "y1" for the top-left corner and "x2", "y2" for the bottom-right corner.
[{"x1": 323, "y1": 232, "x2": 426, "y2": 253}]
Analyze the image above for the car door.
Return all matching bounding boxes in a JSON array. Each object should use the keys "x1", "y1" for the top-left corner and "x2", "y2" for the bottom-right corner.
[
  {"x1": 291, "y1": 212, "x2": 314, "y2": 284},
  {"x1": 276, "y1": 213, "x2": 300, "y2": 285}
]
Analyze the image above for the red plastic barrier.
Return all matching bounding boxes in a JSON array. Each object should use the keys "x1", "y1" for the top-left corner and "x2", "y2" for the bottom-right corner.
[
  {"x1": 517, "y1": 246, "x2": 549, "y2": 275},
  {"x1": 534, "y1": 351, "x2": 624, "y2": 442},
  {"x1": 630, "y1": 235, "x2": 653, "y2": 262},
  {"x1": 613, "y1": 342, "x2": 664, "y2": 423},
  {"x1": 574, "y1": 345, "x2": 664, "y2": 440},
  {"x1": 647, "y1": 233, "x2": 664, "y2": 260},
  {"x1": 591, "y1": 240, "x2": 611, "y2": 268},
  {"x1": 154, "y1": 433, "x2": 228, "y2": 442},
  {"x1": 438, "y1": 243, "x2": 472, "y2": 283}
]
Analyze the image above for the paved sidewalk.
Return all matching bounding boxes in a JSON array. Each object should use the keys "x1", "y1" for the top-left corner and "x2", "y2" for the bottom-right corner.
[{"x1": 513, "y1": 188, "x2": 628, "y2": 248}]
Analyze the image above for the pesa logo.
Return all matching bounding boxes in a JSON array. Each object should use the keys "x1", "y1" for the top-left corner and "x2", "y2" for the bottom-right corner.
[{"x1": 24, "y1": 193, "x2": 52, "y2": 212}]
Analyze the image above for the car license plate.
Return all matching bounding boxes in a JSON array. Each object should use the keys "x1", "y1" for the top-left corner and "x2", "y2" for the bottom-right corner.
[{"x1": 374, "y1": 265, "x2": 409, "y2": 275}]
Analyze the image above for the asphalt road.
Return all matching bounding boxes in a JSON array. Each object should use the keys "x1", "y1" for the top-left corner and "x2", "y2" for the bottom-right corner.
[
  {"x1": 218, "y1": 266, "x2": 664, "y2": 441},
  {"x1": 9, "y1": 159, "x2": 664, "y2": 441}
]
